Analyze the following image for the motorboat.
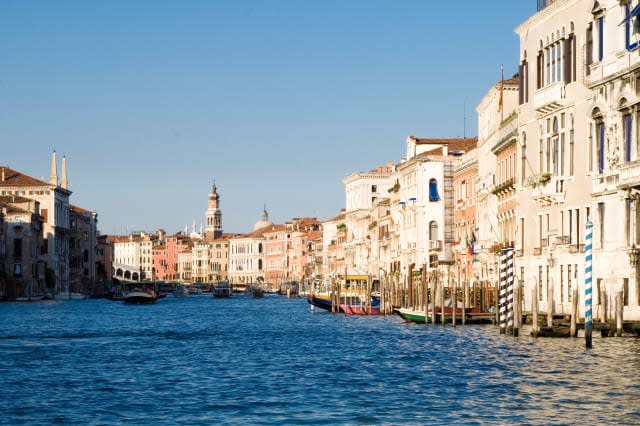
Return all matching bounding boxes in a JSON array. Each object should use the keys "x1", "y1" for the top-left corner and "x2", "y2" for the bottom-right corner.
[{"x1": 123, "y1": 282, "x2": 158, "y2": 304}]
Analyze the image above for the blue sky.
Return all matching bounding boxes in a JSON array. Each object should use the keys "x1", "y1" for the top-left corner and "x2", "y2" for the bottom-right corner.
[{"x1": 1, "y1": 1, "x2": 534, "y2": 235}]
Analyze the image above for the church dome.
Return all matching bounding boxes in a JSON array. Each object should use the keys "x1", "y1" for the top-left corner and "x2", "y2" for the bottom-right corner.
[{"x1": 253, "y1": 206, "x2": 273, "y2": 231}]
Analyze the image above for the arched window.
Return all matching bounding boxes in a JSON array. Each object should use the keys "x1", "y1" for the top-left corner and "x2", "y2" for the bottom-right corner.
[
  {"x1": 592, "y1": 108, "x2": 605, "y2": 173},
  {"x1": 428, "y1": 178, "x2": 440, "y2": 202},
  {"x1": 521, "y1": 132, "x2": 527, "y2": 185},
  {"x1": 551, "y1": 117, "x2": 559, "y2": 174}
]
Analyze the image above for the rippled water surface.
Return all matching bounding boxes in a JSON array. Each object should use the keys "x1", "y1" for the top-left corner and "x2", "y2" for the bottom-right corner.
[{"x1": 1, "y1": 295, "x2": 640, "y2": 425}]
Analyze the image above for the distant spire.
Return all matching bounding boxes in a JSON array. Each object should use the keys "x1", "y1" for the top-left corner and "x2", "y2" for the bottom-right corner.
[
  {"x1": 60, "y1": 155, "x2": 68, "y2": 189},
  {"x1": 261, "y1": 204, "x2": 269, "y2": 222},
  {"x1": 49, "y1": 150, "x2": 58, "y2": 186}
]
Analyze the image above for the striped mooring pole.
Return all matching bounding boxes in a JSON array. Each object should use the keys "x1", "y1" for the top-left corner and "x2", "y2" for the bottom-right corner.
[
  {"x1": 505, "y1": 249, "x2": 515, "y2": 335},
  {"x1": 585, "y1": 220, "x2": 593, "y2": 349},
  {"x1": 498, "y1": 249, "x2": 510, "y2": 334}
]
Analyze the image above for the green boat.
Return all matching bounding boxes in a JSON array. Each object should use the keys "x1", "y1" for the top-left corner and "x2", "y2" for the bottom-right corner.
[{"x1": 396, "y1": 307, "x2": 431, "y2": 324}]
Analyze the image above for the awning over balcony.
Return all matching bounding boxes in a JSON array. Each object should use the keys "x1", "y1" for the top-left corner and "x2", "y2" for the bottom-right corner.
[{"x1": 620, "y1": 4, "x2": 640, "y2": 25}]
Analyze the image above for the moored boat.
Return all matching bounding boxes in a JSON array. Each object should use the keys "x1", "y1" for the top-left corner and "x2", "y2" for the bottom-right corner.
[
  {"x1": 213, "y1": 280, "x2": 232, "y2": 298},
  {"x1": 307, "y1": 293, "x2": 337, "y2": 312},
  {"x1": 341, "y1": 301, "x2": 381, "y2": 316},
  {"x1": 123, "y1": 282, "x2": 158, "y2": 304},
  {"x1": 396, "y1": 307, "x2": 430, "y2": 323}
]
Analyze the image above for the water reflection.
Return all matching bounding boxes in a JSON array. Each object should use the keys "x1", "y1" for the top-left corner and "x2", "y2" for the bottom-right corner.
[{"x1": 0, "y1": 297, "x2": 639, "y2": 424}]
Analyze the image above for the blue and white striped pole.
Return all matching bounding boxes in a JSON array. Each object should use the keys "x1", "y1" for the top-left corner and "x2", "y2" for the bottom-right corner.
[{"x1": 585, "y1": 220, "x2": 593, "y2": 349}]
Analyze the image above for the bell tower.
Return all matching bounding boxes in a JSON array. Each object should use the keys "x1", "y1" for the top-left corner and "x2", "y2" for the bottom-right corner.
[{"x1": 205, "y1": 182, "x2": 223, "y2": 239}]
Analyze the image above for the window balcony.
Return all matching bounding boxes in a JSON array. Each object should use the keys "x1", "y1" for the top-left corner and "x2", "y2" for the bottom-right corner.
[
  {"x1": 429, "y1": 240, "x2": 442, "y2": 252},
  {"x1": 617, "y1": 160, "x2": 640, "y2": 189},
  {"x1": 533, "y1": 81, "x2": 566, "y2": 115},
  {"x1": 531, "y1": 175, "x2": 566, "y2": 206},
  {"x1": 569, "y1": 244, "x2": 585, "y2": 254}
]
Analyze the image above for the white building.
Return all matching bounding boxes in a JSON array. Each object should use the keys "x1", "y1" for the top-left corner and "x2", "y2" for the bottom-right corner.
[
  {"x1": 343, "y1": 163, "x2": 394, "y2": 276},
  {"x1": 228, "y1": 209, "x2": 272, "y2": 289},
  {"x1": 516, "y1": 0, "x2": 597, "y2": 318}
]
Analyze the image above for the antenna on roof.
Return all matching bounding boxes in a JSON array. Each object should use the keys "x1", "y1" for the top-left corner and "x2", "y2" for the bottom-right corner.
[{"x1": 463, "y1": 100, "x2": 467, "y2": 139}]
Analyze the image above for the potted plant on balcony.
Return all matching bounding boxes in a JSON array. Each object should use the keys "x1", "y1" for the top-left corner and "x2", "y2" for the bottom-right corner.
[{"x1": 525, "y1": 172, "x2": 553, "y2": 189}]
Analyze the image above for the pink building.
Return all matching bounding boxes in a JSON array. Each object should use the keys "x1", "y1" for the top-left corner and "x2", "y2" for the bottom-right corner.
[
  {"x1": 164, "y1": 233, "x2": 192, "y2": 281},
  {"x1": 264, "y1": 224, "x2": 288, "y2": 288},
  {"x1": 152, "y1": 244, "x2": 167, "y2": 281}
]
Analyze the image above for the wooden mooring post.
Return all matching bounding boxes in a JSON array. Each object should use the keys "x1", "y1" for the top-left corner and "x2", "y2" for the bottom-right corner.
[
  {"x1": 440, "y1": 279, "x2": 445, "y2": 325},
  {"x1": 430, "y1": 277, "x2": 436, "y2": 325},
  {"x1": 422, "y1": 264, "x2": 428, "y2": 325},
  {"x1": 547, "y1": 284, "x2": 554, "y2": 328},
  {"x1": 512, "y1": 281, "x2": 520, "y2": 337},
  {"x1": 616, "y1": 291, "x2": 623, "y2": 337},
  {"x1": 462, "y1": 280, "x2": 467, "y2": 326},
  {"x1": 570, "y1": 286, "x2": 578, "y2": 338},
  {"x1": 532, "y1": 287, "x2": 539, "y2": 337}
]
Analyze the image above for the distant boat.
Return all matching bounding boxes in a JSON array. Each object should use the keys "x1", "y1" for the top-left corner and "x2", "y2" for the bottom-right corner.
[
  {"x1": 396, "y1": 307, "x2": 430, "y2": 323},
  {"x1": 213, "y1": 280, "x2": 232, "y2": 298},
  {"x1": 187, "y1": 284, "x2": 203, "y2": 295},
  {"x1": 252, "y1": 287, "x2": 264, "y2": 298},
  {"x1": 106, "y1": 285, "x2": 124, "y2": 301},
  {"x1": 54, "y1": 291, "x2": 87, "y2": 300},
  {"x1": 123, "y1": 282, "x2": 158, "y2": 304},
  {"x1": 173, "y1": 283, "x2": 187, "y2": 298}
]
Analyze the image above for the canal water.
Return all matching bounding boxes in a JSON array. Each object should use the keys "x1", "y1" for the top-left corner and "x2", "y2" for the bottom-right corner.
[{"x1": 1, "y1": 295, "x2": 639, "y2": 425}]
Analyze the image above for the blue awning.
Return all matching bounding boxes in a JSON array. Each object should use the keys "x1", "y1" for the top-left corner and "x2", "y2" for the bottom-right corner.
[{"x1": 620, "y1": 3, "x2": 640, "y2": 25}]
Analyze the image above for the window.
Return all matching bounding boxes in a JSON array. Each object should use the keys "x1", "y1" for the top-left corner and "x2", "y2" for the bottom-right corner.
[
  {"x1": 560, "y1": 265, "x2": 564, "y2": 303},
  {"x1": 597, "y1": 16, "x2": 604, "y2": 61},
  {"x1": 428, "y1": 179, "x2": 440, "y2": 201},
  {"x1": 519, "y1": 58, "x2": 529, "y2": 104},
  {"x1": 14, "y1": 263, "x2": 21, "y2": 277},
  {"x1": 623, "y1": 3, "x2": 640, "y2": 51},
  {"x1": 567, "y1": 264, "x2": 572, "y2": 302},
  {"x1": 627, "y1": 199, "x2": 632, "y2": 245},
  {"x1": 13, "y1": 238, "x2": 22, "y2": 258},
  {"x1": 624, "y1": 278, "x2": 629, "y2": 306},
  {"x1": 598, "y1": 202, "x2": 605, "y2": 247},
  {"x1": 596, "y1": 120, "x2": 605, "y2": 173},
  {"x1": 429, "y1": 221, "x2": 438, "y2": 241},
  {"x1": 538, "y1": 266, "x2": 543, "y2": 301},
  {"x1": 624, "y1": 112, "x2": 632, "y2": 162},
  {"x1": 586, "y1": 23, "x2": 593, "y2": 73},
  {"x1": 521, "y1": 133, "x2": 527, "y2": 185},
  {"x1": 563, "y1": 33, "x2": 576, "y2": 83},
  {"x1": 552, "y1": 117, "x2": 559, "y2": 174},
  {"x1": 371, "y1": 185, "x2": 377, "y2": 193},
  {"x1": 569, "y1": 125, "x2": 575, "y2": 176}
]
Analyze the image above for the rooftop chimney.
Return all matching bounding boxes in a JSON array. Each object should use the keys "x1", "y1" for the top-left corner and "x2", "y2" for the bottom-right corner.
[
  {"x1": 61, "y1": 156, "x2": 68, "y2": 189},
  {"x1": 1, "y1": 167, "x2": 4, "y2": 182},
  {"x1": 49, "y1": 150, "x2": 58, "y2": 186}
]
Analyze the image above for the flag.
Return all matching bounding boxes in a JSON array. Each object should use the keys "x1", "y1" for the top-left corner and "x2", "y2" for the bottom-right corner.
[
  {"x1": 463, "y1": 232, "x2": 469, "y2": 254},
  {"x1": 497, "y1": 65, "x2": 504, "y2": 113},
  {"x1": 468, "y1": 231, "x2": 477, "y2": 257}
]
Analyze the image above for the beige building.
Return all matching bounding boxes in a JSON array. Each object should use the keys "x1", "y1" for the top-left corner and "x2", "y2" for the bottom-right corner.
[
  {"x1": 515, "y1": 0, "x2": 595, "y2": 317},
  {"x1": 0, "y1": 196, "x2": 45, "y2": 299},
  {"x1": 0, "y1": 154, "x2": 72, "y2": 294}
]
